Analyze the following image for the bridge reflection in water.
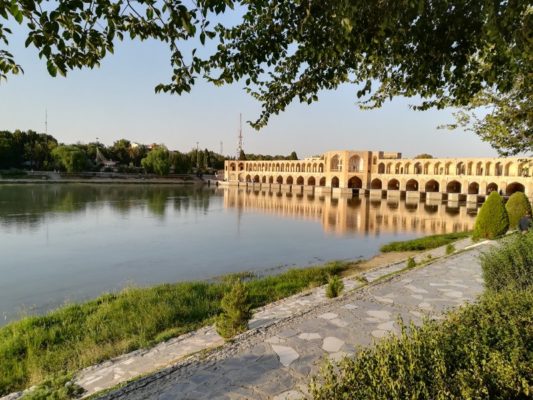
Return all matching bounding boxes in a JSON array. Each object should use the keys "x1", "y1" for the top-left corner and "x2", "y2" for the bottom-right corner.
[{"x1": 222, "y1": 187, "x2": 476, "y2": 236}]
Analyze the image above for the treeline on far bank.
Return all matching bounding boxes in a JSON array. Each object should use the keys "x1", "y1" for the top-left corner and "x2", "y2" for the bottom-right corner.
[
  {"x1": 0, "y1": 129, "x2": 224, "y2": 175},
  {"x1": 0, "y1": 130, "x2": 301, "y2": 176}
]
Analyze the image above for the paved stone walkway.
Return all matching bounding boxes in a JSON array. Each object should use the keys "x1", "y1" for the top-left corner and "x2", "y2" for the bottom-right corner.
[{"x1": 91, "y1": 239, "x2": 489, "y2": 400}]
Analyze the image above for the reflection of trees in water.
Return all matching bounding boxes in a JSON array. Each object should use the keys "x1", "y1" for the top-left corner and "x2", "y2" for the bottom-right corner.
[{"x1": 0, "y1": 184, "x2": 214, "y2": 229}]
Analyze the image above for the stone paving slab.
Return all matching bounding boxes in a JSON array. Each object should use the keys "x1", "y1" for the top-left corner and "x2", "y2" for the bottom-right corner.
[{"x1": 92, "y1": 239, "x2": 491, "y2": 400}]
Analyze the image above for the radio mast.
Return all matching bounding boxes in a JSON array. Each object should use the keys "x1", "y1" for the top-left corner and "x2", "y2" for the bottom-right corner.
[{"x1": 236, "y1": 113, "x2": 243, "y2": 159}]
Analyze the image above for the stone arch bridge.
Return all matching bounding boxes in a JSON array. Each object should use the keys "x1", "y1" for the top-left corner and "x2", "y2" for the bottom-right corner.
[{"x1": 223, "y1": 150, "x2": 533, "y2": 202}]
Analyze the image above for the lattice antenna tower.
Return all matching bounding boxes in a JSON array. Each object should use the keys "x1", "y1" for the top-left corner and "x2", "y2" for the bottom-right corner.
[{"x1": 237, "y1": 113, "x2": 243, "y2": 159}]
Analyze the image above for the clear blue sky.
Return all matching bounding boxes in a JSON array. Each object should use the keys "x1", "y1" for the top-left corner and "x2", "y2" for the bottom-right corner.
[{"x1": 0, "y1": 23, "x2": 498, "y2": 159}]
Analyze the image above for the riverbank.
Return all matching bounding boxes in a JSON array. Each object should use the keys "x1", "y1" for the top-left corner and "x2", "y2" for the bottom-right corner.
[
  {"x1": 0, "y1": 232, "x2": 473, "y2": 399},
  {"x1": 0, "y1": 171, "x2": 206, "y2": 184}
]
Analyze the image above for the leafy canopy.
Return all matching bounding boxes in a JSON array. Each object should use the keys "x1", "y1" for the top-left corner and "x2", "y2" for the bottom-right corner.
[{"x1": 1, "y1": 1, "x2": 531, "y2": 154}]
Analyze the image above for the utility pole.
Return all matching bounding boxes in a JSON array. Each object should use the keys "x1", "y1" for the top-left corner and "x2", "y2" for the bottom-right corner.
[{"x1": 220, "y1": 141, "x2": 223, "y2": 156}]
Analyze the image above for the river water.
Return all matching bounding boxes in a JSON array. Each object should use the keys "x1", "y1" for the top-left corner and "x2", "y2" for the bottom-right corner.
[{"x1": 0, "y1": 184, "x2": 477, "y2": 325}]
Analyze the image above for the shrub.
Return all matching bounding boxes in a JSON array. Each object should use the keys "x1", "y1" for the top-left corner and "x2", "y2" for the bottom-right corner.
[
  {"x1": 311, "y1": 289, "x2": 533, "y2": 400},
  {"x1": 445, "y1": 243, "x2": 455, "y2": 255},
  {"x1": 216, "y1": 280, "x2": 252, "y2": 339},
  {"x1": 505, "y1": 192, "x2": 532, "y2": 229},
  {"x1": 481, "y1": 232, "x2": 533, "y2": 292},
  {"x1": 325, "y1": 275, "x2": 344, "y2": 298},
  {"x1": 406, "y1": 257, "x2": 416, "y2": 268},
  {"x1": 472, "y1": 192, "x2": 509, "y2": 240}
]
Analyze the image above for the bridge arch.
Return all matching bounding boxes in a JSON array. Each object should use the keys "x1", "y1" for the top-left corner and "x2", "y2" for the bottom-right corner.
[
  {"x1": 425, "y1": 179, "x2": 439, "y2": 192},
  {"x1": 276, "y1": 175, "x2": 283, "y2": 184},
  {"x1": 253, "y1": 175, "x2": 260, "y2": 183},
  {"x1": 331, "y1": 176, "x2": 340, "y2": 188},
  {"x1": 446, "y1": 180, "x2": 461, "y2": 193},
  {"x1": 387, "y1": 179, "x2": 400, "y2": 190},
  {"x1": 330, "y1": 155, "x2": 341, "y2": 171},
  {"x1": 308, "y1": 176, "x2": 316, "y2": 186},
  {"x1": 486, "y1": 182, "x2": 498, "y2": 194},
  {"x1": 405, "y1": 179, "x2": 418, "y2": 191},
  {"x1": 506, "y1": 182, "x2": 525, "y2": 196},
  {"x1": 468, "y1": 182, "x2": 479, "y2": 194},
  {"x1": 319, "y1": 177, "x2": 326, "y2": 186},
  {"x1": 286, "y1": 176, "x2": 294, "y2": 185},
  {"x1": 378, "y1": 162, "x2": 385, "y2": 174},
  {"x1": 296, "y1": 176, "x2": 304, "y2": 185},
  {"x1": 261, "y1": 176, "x2": 266, "y2": 183},
  {"x1": 347, "y1": 176, "x2": 362, "y2": 189},
  {"x1": 349, "y1": 155, "x2": 363, "y2": 172},
  {"x1": 370, "y1": 178, "x2": 383, "y2": 189}
]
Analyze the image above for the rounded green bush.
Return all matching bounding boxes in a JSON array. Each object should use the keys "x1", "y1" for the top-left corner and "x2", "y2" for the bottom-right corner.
[
  {"x1": 505, "y1": 192, "x2": 532, "y2": 229},
  {"x1": 473, "y1": 192, "x2": 509, "y2": 240}
]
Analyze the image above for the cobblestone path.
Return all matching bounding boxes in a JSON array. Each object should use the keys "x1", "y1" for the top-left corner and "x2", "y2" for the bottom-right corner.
[{"x1": 97, "y1": 242, "x2": 488, "y2": 400}]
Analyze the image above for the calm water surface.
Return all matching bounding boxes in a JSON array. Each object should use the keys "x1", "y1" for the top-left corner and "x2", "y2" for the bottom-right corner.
[{"x1": 0, "y1": 184, "x2": 477, "y2": 324}]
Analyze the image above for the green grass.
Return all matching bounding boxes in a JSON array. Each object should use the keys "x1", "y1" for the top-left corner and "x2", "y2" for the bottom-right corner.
[
  {"x1": 0, "y1": 262, "x2": 347, "y2": 396},
  {"x1": 380, "y1": 231, "x2": 470, "y2": 252}
]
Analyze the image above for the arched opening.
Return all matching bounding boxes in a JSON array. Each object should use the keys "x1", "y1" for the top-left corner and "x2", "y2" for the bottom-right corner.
[
  {"x1": 318, "y1": 163, "x2": 324, "y2": 173},
  {"x1": 495, "y1": 162, "x2": 502, "y2": 176},
  {"x1": 433, "y1": 162, "x2": 441, "y2": 175},
  {"x1": 296, "y1": 176, "x2": 304, "y2": 185},
  {"x1": 286, "y1": 176, "x2": 294, "y2": 185},
  {"x1": 404, "y1": 163, "x2": 411, "y2": 174},
  {"x1": 330, "y1": 155, "x2": 341, "y2": 171},
  {"x1": 308, "y1": 177, "x2": 316, "y2": 186},
  {"x1": 386, "y1": 163, "x2": 393, "y2": 174},
  {"x1": 456, "y1": 162, "x2": 465, "y2": 175},
  {"x1": 378, "y1": 163, "x2": 385, "y2": 174},
  {"x1": 425, "y1": 180, "x2": 439, "y2": 192},
  {"x1": 506, "y1": 182, "x2": 525, "y2": 196},
  {"x1": 446, "y1": 180, "x2": 461, "y2": 193},
  {"x1": 387, "y1": 179, "x2": 400, "y2": 190},
  {"x1": 348, "y1": 155, "x2": 362, "y2": 172},
  {"x1": 347, "y1": 176, "x2": 362, "y2": 188},
  {"x1": 331, "y1": 177, "x2": 340, "y2": 188},
  {"x1": 476, "y1": 162, "x2": 483, "y2": 176},
  {"x1": 319, "y1": 177, "x2": 326, "y2": 186},
  {"x1": 246, "y1": 174, "x2": 251, "y2": 182},
  {"x1": 296, "y1": 164, "x2": 300, "y2": 172},
  {"x1": 486, "y1": 182, "x2": 498, "y2": 194},
  {"x1": 276, "y1": 176, "x2": 283, "y2": 184},
  {"x1": 253, "y1": 175, "x2": 260, "y2": 183},
  {"x1": 468, "y1": 182, "x2": 479, "y2": 194},
  {"x1": 238, "y1": 163, "x2": 244, "y2": 171},
  {"x1": 230, "y1": 163, "x2": 236, "y2": 171},
  {"x1": 370, "y1": 178, "x2": 382, "y2": 189},
  {"x1": 269, "y1": 176, "x2": 274, "y2": 184},
  {"x1": 406, "y1": 179, "x2": 418, "y2": 191},
  {"x1": 261, "y1": 176, "x2": 266, "y2": 183},
  {"x1": 413, "y1": 162, "x2": 422, "y2": 174}
]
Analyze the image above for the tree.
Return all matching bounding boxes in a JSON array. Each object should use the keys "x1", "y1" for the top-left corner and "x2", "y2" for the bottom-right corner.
[
  {"x1": 1, "y1": 1, "x2": 530, "y2": 154},
  {"x1": 216, "y1": 280, "x2": 252, "y2": 339},
  {"x1": 473, "y1": 192, "x2": 509, "y2": 240},
  {"x1": 141, "y1": 145, "x2": 171, "y2": 175},
  {"x1": 414, "y1": 154, "x2": 433, "y2": 159},
  {"x1": 289, "y1": 151, "x2": 298, "y2": 160},
  {"x1": 51, "y1": 145, "x2": 89, "y2": 173},
  {"x1": 238, "y1": 149, "x2": 246, "y2": 161},
  {"x1": 505, "y1": 192, "x2": 532, "y2": 229},
  {"x1": 109, "y1": 139, "x2": 131, "y2": 165}
]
